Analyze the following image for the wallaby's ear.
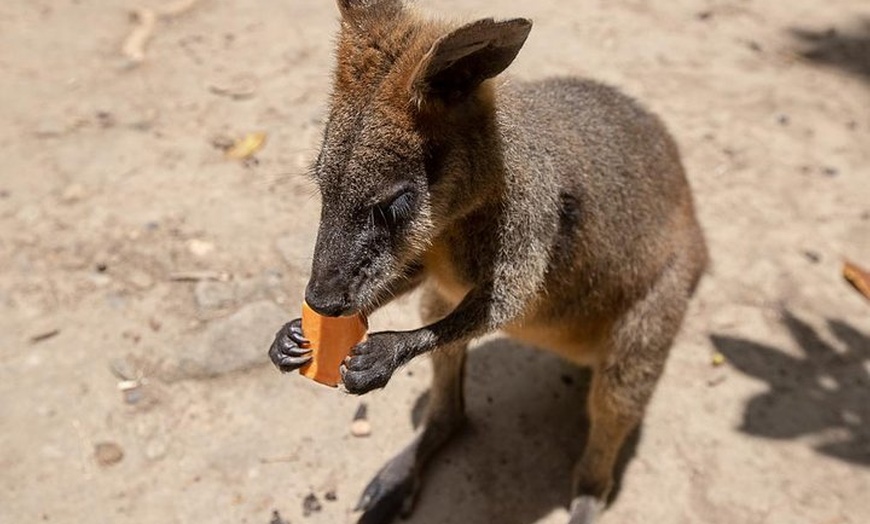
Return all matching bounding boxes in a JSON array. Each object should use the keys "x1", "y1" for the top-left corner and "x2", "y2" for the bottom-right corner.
[
  {"x1": 337, "y1": 0, "x2": 402, "y2": 21},
  {"x1": 412, "y1": 18, "x2": 532, "y2": 103}
]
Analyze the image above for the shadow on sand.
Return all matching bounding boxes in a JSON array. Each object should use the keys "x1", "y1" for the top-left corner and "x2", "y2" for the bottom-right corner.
[
  {"x1": 711, "y1": 310, "x2": 870, "y2": 467},
  {"x1": 789, "y1": 18, "x2": 870, "y2": 81},
  {"x1": 388, "y1": 339, "x2": 640, "y2": 524}
]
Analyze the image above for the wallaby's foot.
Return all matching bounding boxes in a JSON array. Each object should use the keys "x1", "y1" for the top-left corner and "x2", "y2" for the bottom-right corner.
[
  {"x1": 355, "y1": 440, "x2": 420, "y2": 524},
  {"x1": 567, "y1": 496, "x2": 604, "y2": 524},
  {"x1": 268, "y1": 319, "x2": 312, "y2": 372},
  {"x1": 356, "y1": 415, "x2": 464, "y2": 524},
  {"x1": 341, "y1": 332, "x2": 405, "y2": 394}
]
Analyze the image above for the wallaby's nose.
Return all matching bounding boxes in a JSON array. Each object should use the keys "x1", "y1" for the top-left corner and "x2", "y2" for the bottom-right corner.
[{"x1": 304, "y1": 279, "x2": 351, "y2": 317}]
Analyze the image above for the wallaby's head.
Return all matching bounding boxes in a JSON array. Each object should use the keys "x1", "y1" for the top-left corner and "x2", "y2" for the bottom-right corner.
[{"x1": 304, "y1": 0, "x2": 532, "y2": 316}]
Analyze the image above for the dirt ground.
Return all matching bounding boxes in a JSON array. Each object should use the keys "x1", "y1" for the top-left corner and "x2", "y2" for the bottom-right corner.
[{"x1": 1, "y1": 0, "x2": 869, "y2": 523}]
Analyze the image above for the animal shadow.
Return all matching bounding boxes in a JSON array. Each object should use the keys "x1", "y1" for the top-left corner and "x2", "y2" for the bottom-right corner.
[
  {"x1": 711, "y1": 310, "x2": 870, "y2": 466},
  {"x1": 401, "y1": 339, "x2": 640, "y2": 524},
  {"x1": 789, "y1": 18, "x2": 870, "y2": 81}
]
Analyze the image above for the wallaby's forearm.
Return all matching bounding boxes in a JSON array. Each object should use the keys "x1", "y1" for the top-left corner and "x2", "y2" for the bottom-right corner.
[{"x1": 385, "y1": 283, "x2": 517, "y2": 365}]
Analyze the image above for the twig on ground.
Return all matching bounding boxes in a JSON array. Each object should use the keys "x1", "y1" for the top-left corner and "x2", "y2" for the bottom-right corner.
[
  {"x1": 122, "y1": 8, "x2": 157, "y2": 65},
  {"x1": 29, "y1": 329, "x2": 61, "y2": 344},
  {"x1": 169, "y1": 271, "x2": 231, "y2": 282},
  {"x1": 122, "y1": 0, "x2": 203, "y2": 65}
]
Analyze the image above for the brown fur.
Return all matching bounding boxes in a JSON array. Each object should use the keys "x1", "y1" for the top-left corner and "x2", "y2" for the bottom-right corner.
[{"x1": 268, "y1": 2, "x2": 708, "y2": 523}]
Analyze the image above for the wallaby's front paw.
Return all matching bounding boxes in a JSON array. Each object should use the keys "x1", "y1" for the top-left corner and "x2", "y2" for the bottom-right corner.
[
  {"x1": 268, "y1": 318, "x2": 312, "y2": 372},
  {"x1": 341, "y1": 332, "x2": 401, "y2": 394}
]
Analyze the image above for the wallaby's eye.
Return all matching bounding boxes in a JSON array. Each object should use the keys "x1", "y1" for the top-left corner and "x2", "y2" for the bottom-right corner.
[{"x1": 372, "y1": 188, "x2": 414, "y2": 231}]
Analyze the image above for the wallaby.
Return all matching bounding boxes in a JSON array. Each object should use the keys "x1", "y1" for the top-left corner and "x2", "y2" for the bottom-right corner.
[{"x1": 268, "y1": 1, "x2": 708, "y2": 523}]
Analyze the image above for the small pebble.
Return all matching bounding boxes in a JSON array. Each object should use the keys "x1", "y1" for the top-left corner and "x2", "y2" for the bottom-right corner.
[
  {"x1": 351, "y1": 402, "x2": 371, "y2": 437},
  {"x1": 187, "y1": 239, "x2": 215, "y2": 257},
  {"x1": 324, "y1": 490, "x2": 337, "y2": 502},
  {"x1": 94, "y1": 441, "x2": 124, "y2": 466},
  {"x1": 711, "y1": 352, "x2": 726, "y2": 367},
  {"x1": 122, "y1": 386, "x2": 144, "y2": 405},
  {"x1": 351, "y1": 419, "x2": 372, "y2": 438}
]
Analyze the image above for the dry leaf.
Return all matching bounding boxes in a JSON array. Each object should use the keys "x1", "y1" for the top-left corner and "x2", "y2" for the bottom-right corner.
[
  {"x1": 843, "y1": 260, "x2": 870, "y2": 301},
  {"x1": 225, "y1": 132, "x2": 267, "y2": 159}
]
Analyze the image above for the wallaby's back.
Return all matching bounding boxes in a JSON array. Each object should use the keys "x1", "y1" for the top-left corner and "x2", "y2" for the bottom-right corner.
[{"x1": 494, "y1": 78, "x2": 707, "y2": 325}]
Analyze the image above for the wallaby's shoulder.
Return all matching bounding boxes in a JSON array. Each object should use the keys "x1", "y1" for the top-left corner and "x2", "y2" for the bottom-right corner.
[
  {"x1": 503, "y1": 76, "x2": 664, "y2": 133},
  {"x1": 499, "y1": 75, "x2": 683, "y2": 186}
]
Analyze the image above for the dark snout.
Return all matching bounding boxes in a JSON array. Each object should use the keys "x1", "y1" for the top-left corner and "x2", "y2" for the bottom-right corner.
[
  {"x1": 304, "y1": 202, "x2": 378, "y2": 316},
  {"x1": 304, "y1": 221, "x2": 359, "y2": 317},
  {"x1": 304, "y1": 269, "x2": 353, "y2": 317}
]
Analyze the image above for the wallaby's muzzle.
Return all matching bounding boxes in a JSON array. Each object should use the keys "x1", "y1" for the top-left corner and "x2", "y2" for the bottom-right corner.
[
  {"x1": 304, "y1": 207, "x2": 384, "y2": 317},
  {"x1": 304, "y1": 271, "x2": 352, "y2": 317},
  {"x1": 303, "y1": 213, "x2": 357, "y2": 316}
]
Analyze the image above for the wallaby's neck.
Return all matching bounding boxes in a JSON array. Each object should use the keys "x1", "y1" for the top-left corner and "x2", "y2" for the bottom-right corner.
[{"x1": 425, "y1": 82, "x2": 509, "y2": 225}]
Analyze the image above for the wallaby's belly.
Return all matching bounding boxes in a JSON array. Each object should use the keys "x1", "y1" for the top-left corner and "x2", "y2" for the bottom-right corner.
[{"x1": 503, "y1": 315, "x2": 606, "y2": 367}]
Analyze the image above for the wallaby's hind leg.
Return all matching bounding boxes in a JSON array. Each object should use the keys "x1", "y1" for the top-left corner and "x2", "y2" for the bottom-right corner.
[
  {"x1": 356, "y1": 289, "x2": 466, "y2": 524},
  {"x1": 568, "y1": 260, "x2": 694, "y2": 524},
  {"x1": 568, "y1": 369, "x2": 646, "y2": 524}
]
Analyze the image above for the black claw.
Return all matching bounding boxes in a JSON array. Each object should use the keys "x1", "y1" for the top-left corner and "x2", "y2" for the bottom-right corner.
[
  {"x1": 283, "y1": 346, "x2": 312, "y2": 358},
  {"x1": 288, "y1": 322, "x2": 309, "y2": 346},
  {"x1": 269, "y1": 319, "x2": 313, "y2": 373},
  {"x1": 279, "y1": 355, "x2": 312, "y2": 368},
  {"x1": 288, "y1": 332, "x2": 310, "y2": 346}
]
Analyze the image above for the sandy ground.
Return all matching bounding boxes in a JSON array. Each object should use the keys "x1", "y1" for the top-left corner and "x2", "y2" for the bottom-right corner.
[{"x1": 1, "y1": 0, "x2": 869, "y2": 523}]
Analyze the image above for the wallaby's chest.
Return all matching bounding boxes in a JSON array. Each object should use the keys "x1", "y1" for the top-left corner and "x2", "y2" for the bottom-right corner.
[
  {"x1": 423, "y1": 240, "x2": 473, "y2": 305},
  {"x1": 422, "y1": 212, "x2": 496, "y2": 303}
]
